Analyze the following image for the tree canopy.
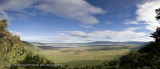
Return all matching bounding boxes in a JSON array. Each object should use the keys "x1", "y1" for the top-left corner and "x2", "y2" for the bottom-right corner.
[
  {"x1": 0, "y1": 19, "x2": 11, "y2": 38},
  {"x1": 151, "y1": 8, "x2": 160, "y2": 42},
  {"x1": 156, "y1": 8, "x2": 160, "y2": 19}
]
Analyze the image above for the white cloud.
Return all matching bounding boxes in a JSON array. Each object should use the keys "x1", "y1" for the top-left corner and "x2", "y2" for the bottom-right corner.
[
  {"x1": 124, "y1": 20, "x2": 139, "y2": 24},
  {"x1": 20, "y1": 27, "x2": 147, "y2": 43},
  {"x1": 10, "y1": 31, "x2": 22, "y2": 36},
  {"x1": 130, "y1": 37, "x2": 153, "y2": 42},
  {"x1": 68, "y1": 31, "x2": 86, "y2": 36},
  {"x1": 0, "y1": 0, "x2": 105, "y2": 25},
  {"x1": 43, "y1": 28, "x2": 145, "y2": 43},
  {"x1": 35, "y1": 0, "x2": 106, "y2": 25},
  {"x1": 0, "y1": 0, "x2": 36, "y2": 11},
  {"x1": 136, "y1": 0, "x2": 160, "y2": 31},
  {"x1": 59, "y1": 33, "x2": 67, "y2": 36},
  {"x1": 0, "y1": 11, "x2": 11, "y2": 20},
  {"x1": 66, "y1": 28, "x2": 146, "y2": 39},
  {"x1": 0, "y1": 0, "x2": 37, "y2": 20},
  {"x1": 127, "y1": 27, "x2": 143, "y2": 31},
  {"x1": 22, "y1": 27, "x2": 146, "y2": 43},
  {"x1": 23, "y1": 36, "x2": 82, "y2": 43}
]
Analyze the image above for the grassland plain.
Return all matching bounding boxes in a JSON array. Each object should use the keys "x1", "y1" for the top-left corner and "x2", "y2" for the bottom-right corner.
[{"x1": 31, "y1": 43, "x2": 144, "y2": 67}]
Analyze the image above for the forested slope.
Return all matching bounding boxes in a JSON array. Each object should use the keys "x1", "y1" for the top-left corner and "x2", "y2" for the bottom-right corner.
[{"x1": 0, "y1": 19, "x2": 62, "y2": 69}]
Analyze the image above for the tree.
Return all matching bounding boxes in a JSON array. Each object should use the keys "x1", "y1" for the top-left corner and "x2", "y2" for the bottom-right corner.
[
  {"x1": 0, "y1": 19, "x2": 11, "y2": 38},
  {"x1": 0, "y1": 19, "x2": 7, "y2": 30},
  {"x1": 151, "y1": 27, "x2": 160, "y2": 42},
  {"x1": 156, "y1": 8, "x2": 160, "y2": 19},
  {"x1": 151, "y1": 8, "x2": 160, "y2": 42}
]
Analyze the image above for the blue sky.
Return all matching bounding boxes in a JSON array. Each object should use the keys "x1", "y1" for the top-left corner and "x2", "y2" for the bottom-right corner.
[{"x1": 0, "y1": 0, "x2": 160, "y2": 43}]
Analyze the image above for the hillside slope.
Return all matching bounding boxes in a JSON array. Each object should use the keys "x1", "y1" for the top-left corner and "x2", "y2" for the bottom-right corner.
[
  {"x1": 118, "y1": 42, "x2": 160, "y2": 69},
  {"x1": 0, "y1": 20, "x2": 61, "y2": 69}
]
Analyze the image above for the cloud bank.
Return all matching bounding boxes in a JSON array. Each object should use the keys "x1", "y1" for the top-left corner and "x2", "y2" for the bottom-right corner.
[
  {"x1": 20, "y1": 27, "x2": 148, "y2": 43},
  {"x1": 10, "y1": 31, "x2": 22, "y2": 36},
  {"x1": 124, "y1": 20, "x2": 139, "y2": 25},
  {"x1": 136, "y1": 0, "x2": 160, "y2": 31},
  {"x1": 66, "y1": 28, "x2": 146, "y2": 39},
  {"x1": 0, "y1": 0, "x2": 106, "y2": 25}
]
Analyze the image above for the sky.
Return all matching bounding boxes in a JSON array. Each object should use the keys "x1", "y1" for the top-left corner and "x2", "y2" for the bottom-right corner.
[{"x1": 0, "y1": 0, "x2": 160, "y2": 43}]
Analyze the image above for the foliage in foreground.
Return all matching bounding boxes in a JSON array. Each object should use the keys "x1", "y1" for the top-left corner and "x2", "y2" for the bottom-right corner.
[
  {"x1": 0, "y1": 20, "x2": 62, "y2": 69},
  {"x1": 106, "y1": 8, "x2": 160, "y2": 69},
  {"x1": 118, "y1": 42, "x2": 160, "y2": 69}
]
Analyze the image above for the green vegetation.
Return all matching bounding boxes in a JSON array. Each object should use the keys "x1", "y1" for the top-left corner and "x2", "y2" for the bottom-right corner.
[
  {"x1": 118, "y1": 42, "x2": 160, "y2": 69},
  {"x1": 40, "y1": 47, "x2": 129, "y2": 63},
  {"x1": 0, "y1": 19, "x2": 61, "y2": 69},
  {"x1": 34, "y1": 43, "x2": 143, "y2": 68}
]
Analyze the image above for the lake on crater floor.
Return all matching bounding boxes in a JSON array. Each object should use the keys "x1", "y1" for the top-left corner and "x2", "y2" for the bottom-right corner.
[
  {"x1": 37, "y1": 45, "x2": 123, "y2": 50},
  {"x1": 37, "y1": 46, "x2": 77, "y2": 49}
]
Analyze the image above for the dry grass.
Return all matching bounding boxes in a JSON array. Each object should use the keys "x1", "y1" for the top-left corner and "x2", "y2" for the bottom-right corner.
[{"x1": 38, "y1": 46, "x2": 130, "y2": 64}]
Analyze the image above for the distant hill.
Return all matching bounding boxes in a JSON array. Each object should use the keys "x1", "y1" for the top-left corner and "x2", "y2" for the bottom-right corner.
[
  {"x1": 28, "y1": 42, "x2": 45, "y2": 46},
  {"x1": 88, "y1": 41, "x2": 148, "y2": 45},
  {"x1": 29, "y1": 41, "x2": 148, "y2": 45}
]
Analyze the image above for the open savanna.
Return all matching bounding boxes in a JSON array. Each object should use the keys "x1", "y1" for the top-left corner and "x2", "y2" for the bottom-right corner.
[{"x1": 31, "y1": 43, "x2": 144, "y2": 67}]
